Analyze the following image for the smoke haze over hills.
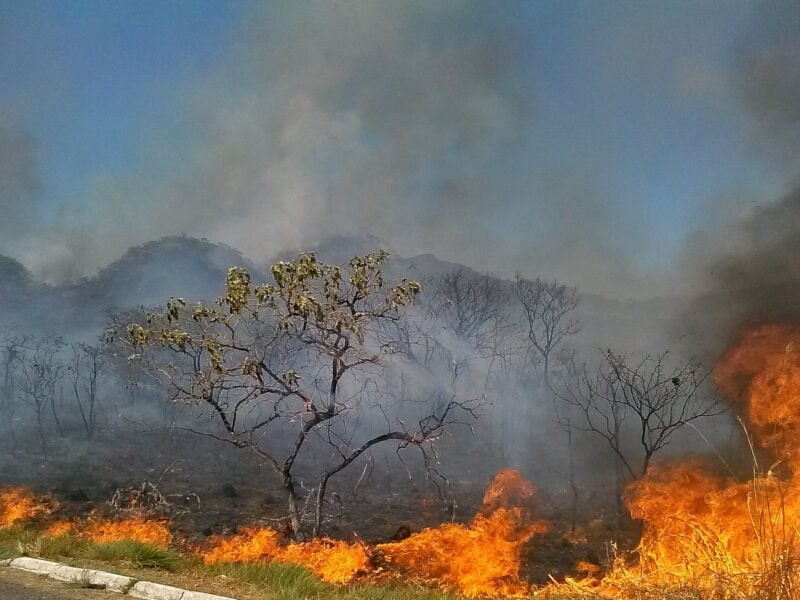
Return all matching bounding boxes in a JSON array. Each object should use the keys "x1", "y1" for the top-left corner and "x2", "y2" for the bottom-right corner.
[{"x1": 1, "y1": 1, "x2": 798, "y2": 303}]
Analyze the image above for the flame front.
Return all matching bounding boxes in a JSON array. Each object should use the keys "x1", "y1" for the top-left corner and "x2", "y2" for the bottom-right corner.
[
  {"x1": 715, "y1": 324, "x2": 800, "y2": 467},
  {"x1": 549, "y1": 324, "x2": 800, "y2": 597},
  {"x1": 84, "y1": 516, "x2": 173, "y2": 549},
  {"x1": 200, "y1": 527, "x2": 370, "y2": 584},
  {"x1": 0, "y1": 487, "x2": 47, "y2": 528},
  {"x1": 202, "y1": 526, "x2": 282, "y2": 564},
  {"x1": 379, "y1": 469, "x2": 546, "y2": 597},
  {"x1": 200, "y1": 469, "x2": 546, "y2": 596}
]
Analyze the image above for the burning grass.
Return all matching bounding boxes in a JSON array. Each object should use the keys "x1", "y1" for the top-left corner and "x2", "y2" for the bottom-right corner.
[
  {"x1": 83, "y1": 515, "x2": 173, "y2": 549},
  {"x1": 544, "y1": 324, "x2": 800, "y2": 599},
  {"x1": 199, "y1": 469, "x2": 547, "y2": 596},
  {"x1": 0, "y1": 487, "x2": 49, "y2": 528}
]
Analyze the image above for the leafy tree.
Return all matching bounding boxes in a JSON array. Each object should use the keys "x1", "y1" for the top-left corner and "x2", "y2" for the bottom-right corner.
[{"x1": 125, "y1": 250, "x2": 478, "y2": 538}]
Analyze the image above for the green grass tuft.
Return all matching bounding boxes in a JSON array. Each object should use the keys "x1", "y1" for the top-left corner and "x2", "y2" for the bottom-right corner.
[
  {"x1": 204, "y1": 561, "x2": 330, "y2": 599},
  {"x1": 340, "y1": 582, "x2": 460, "y2": 600},
  {"x1": 202, "y1": 561, "x2": 470, "y2": 600},
  {"x1": 0, "y1": 525, "x2": 37, "y2": 558},
  {"x1": 84, "y1": 540, "x2": 183, "y2": 571},
  {"x1": 37, "y1": 533, "x2": 89, "y2": 559}
]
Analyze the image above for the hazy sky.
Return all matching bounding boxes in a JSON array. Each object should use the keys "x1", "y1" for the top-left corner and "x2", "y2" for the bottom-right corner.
[{"x1": 1, "y1": 0, "x2": 799, "y2": 298}]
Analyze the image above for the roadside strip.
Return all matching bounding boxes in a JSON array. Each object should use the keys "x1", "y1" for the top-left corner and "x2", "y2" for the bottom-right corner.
[{"x1": 1, "y1": 557, "x2": 234, "y2": 600}]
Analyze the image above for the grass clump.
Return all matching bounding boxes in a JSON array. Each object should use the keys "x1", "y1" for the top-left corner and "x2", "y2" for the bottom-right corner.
[
  {"x1": 205, "y1": 561, "x2": 330, "y2": 599},
  {"x1": 38, "y1": 533, "x2": 89, "y2": 559},
  {"x1": 340, "y1": 583, "x2": 460, "y2": 600},
  {"x1": 0, "y1": 524, "x2": 27, "y2": 556},
  {"x1": 85, "y1": 539, "x2": 183, "y2": 571},
  {"x1": 202, "y1": 560, "x2": 472, "y2": 600},
  {"x1": 0, "y1": 526, "x2": 90, "y2": 560}
]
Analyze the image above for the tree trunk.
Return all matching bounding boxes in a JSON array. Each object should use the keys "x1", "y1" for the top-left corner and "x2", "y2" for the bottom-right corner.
[
  {"x1": 313, "y1": 471, "x2": 330, "y2": 538},
  {"x1": 36, "y1": 408, "x2": 48, "y2": 462},
  {"x1": 282, "y1": 471, "x2": 303, "y2": 541},
  {"x1": 567, "y1": 426, "x2": 578, "y2": 536}
]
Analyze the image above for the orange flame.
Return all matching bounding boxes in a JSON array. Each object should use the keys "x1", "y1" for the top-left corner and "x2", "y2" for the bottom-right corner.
[
  {"x1": 44, "y1": 520, "x2": 77, "y2": 538},
  {"x1": 0, "y1": 487, "x2": 48, "y2": 528},
  {"x1": 549, "y1": 324, "x2": 800, "y2": 597},
  {"x1": 202, "y1": 527, "x2": 282, "y2": 564},
  {"x1": 379, "y1": 470, "x2": 546, "y2": 597},
  {"x1": 281, "y1": 538, "x2": 372, "y2": 584},
  {"x1": 715, "y1": 324, "x2": 800, "y2": 468},
  {"x1": 200, "y1": 470, "x2": 546, "y2": 596},
  {"x1": 201, "y1": 526, "x2": 370, "y2": 584},
  {"x1": 84, "y1": 516, "x2": 173, "y2": 549},
  {"x1": 379, "y1": 507, "x2": 544, "y2": 597}
]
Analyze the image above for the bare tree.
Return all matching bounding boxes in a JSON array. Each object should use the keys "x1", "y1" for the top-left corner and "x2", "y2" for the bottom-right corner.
[
  {"x1": 69, "y1": 342, "x2": 106, "y2": 440},
  {"x1": 514, "y1": 275, "x2": 580, "y2": 387},
  {"x1": 0, "y1": 333, "x2": 26, "y2": 453},
  {"x1": 17, "y1": 340, "x2": 65, "y2": 460},
  {"x1": 426, "y1": 269, "x2": 511, "y2": 356},
  {"x1": 429, "y1": 269, "x2": 531, "y2": 387},
  {"x1": 124, "y1": 251, "x2": 479, "y2": 539},
  {"x1": 556, "y1": 350, "x2": 722, "y2": 483}
]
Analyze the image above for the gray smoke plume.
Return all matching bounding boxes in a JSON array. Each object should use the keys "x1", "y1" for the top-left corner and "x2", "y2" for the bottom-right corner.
[
  {"x1": 681, "y1": 183, "x2": 800, "y2": 357},
  {"x1": 678, "y1": 1, "x2": 800, "y2": 357},
  {"x1": 15, "y1": 1, "x2": 537, "y2": 286},
  {"x1": 731, "y1": 0, "x2": 800, "y2": 173},
  {"x1": 0, "y1": 128, "x2": 41, "y2": 237}
]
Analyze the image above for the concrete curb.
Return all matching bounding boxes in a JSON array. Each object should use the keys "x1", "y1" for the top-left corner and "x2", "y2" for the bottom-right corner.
[
  {"x1": 129, "y1": 580, "x2": 232, "y2": 600},
  {"x1": 2, "y1": 556, "x2": 234, "y2": 600}
]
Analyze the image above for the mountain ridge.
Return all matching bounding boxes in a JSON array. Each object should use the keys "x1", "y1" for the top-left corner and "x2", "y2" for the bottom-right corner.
[{"x1": 0, "y1": 234, "x2": 697, "y2": 354}]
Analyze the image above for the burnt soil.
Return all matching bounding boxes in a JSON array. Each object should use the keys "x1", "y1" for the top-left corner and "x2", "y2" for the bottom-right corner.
[{"x1": 0, "y1": 425, "x2": 637, "y2": 586}]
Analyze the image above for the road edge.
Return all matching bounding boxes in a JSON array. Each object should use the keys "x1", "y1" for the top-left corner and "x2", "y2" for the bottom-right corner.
[{"x1": 1, "y1": 557, "x2": 234, "y2": 600}]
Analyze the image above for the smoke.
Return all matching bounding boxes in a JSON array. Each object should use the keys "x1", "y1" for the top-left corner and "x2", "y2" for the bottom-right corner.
[
  {"x1": 730, "y1": 0, "x2": 800, "y2": 174},
  {"x1": 680, "y1": 183, "x2": 800, "y2": 357},
  {"x1": 5, "y1": 1, "x2": 798, "y2": 303},
  {"x1": 0, "y1": 128, "x2": 42, "y2": 238},
  {"x1": 676, "y1": 1, "x2": 800, "y2": 356},
  {"x1": 11, "y1": 1, "x2": 537, "y2": 286}
]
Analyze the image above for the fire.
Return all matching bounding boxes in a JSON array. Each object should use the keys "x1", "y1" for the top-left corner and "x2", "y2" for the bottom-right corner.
[
  {"x1": 547, "y1": 324, "x2": 800, "y2": 597},
  {"x1": 202, "y1": 526, "x2": 282, "y2": 564},
  {"x1": 201, "y1": 527, "x2": 370, "y2": 584},
  {"x1": 10, "y1": 320, "x2": 800, "y2": 599},
  {"x1": 715, "y1": 323, "x2": 800, "y2": 467},
  {"x1": 0, "y1": 487, "x2": 48, "y2": 528},
  {"x1": 44, "y1": 520, "x2": 76, "y2": 538},
  {"x1": 281, "y1": 538, "x2": 372, "y2": 584},
  {"x1": 379, "y1": 470, "x2": 546, "y2": 597},
  {"x1": 378, "y1": 508, "x2": 543, "y2": 597},
  {"x1": 84, "y1": 516, "x2": 173, "y2": 549},
  {"x1": 201, "y1": 470, "x2": 546, "y2": 595},
  {"x1": 623, "y1": 462, "x2": 800, "y2": 586}
]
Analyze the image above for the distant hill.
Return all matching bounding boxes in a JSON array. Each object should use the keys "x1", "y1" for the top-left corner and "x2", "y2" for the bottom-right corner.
[
  {"x1": 0, "y1": 255, "x2": 34, "y2": 292},
  {"x1": 0, "y1": 255, "x2": 44, "y2": 330},
  {"x1": 70, "y1": 235, "x2": 258, "y2": 309},
  {"x1": 0, "y1": 233, "x2": 700, "y2": 356},
  {"x1": 0, "y1": 236, "x2": 259, "y2": 335}
]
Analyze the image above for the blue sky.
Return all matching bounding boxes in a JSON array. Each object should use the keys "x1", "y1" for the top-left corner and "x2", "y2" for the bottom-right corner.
[{"x1": 1, "y1": 1, "x2": 798, "y2": 297}]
